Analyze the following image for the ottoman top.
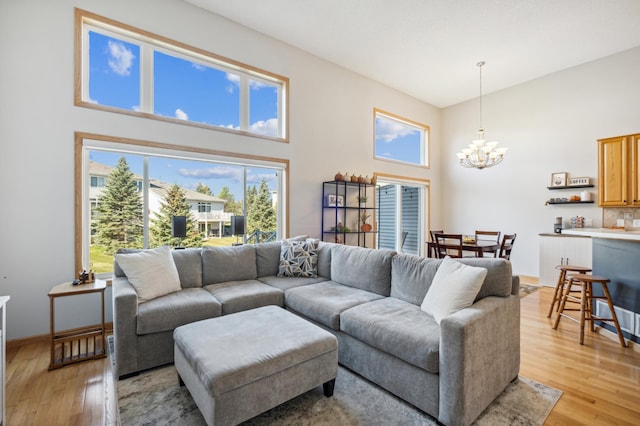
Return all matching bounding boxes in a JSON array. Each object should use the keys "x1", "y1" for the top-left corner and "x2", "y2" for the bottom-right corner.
[{"x1": 174, "y1": 306, "x2": 338, "y2": 396}]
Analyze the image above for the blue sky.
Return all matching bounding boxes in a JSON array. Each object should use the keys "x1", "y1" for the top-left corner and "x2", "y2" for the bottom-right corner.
[{"x1": 87, "y1": 29, "x2": 423, "y2": 191}]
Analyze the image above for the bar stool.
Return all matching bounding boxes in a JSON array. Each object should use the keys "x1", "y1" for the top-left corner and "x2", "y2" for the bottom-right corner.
[
  {"x1": 553, "y1": 273, "x2": 627, "y2": 347},
  {"x1": 547, "y1": 265, "x2": 592, "y2": 318}
]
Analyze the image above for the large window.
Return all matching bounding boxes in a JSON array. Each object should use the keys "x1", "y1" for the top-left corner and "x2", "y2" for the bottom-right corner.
[
  {"x1": 75, "y1": 9, "x2": 288, "y2": 141},
  {"x1": 374, "y1": 109, "x2": 429, "y2": 167},
  {"x1": 76, "y1": 133, "x2": 288, "y2": 275}
]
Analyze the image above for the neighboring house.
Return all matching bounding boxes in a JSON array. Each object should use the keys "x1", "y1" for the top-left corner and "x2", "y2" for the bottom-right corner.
[{"x1": 89, "y1": 161, "x2": 232, "y2": 238}]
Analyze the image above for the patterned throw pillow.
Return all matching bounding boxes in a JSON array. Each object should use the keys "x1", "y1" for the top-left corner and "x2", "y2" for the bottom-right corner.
[{"x1": 278, "y1": 239, "x2": 319, "y2": 277}]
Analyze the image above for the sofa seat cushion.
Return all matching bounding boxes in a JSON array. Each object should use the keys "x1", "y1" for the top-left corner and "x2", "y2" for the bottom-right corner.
[
  {"x1": 137, "y1": 288, "x2": 222, "y2": 335},
  {"x1": 340, "y1": 297, "x2": 441, "y2": 373},
  {"x1": 204, "y1": 280, "x2": 284, "y2": 315},
  {"x1": 285, "y1": 281, "x2": 384, "y2": 330},
  {"x1": 258, "y1": 275, "x2": 329, "y2": 291}
]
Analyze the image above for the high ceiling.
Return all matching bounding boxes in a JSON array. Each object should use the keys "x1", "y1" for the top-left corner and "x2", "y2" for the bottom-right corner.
[{"x1": 185, "y1": 0, "x2": 640, "y2": 108}]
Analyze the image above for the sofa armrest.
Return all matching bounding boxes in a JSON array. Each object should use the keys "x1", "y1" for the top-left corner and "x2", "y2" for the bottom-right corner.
[
  {"x1": 438, "y1": 295, "x2": 520, "y2": 426},
  {"x1": 112, "y1": 276, "x2": 139, "y2": 378}
]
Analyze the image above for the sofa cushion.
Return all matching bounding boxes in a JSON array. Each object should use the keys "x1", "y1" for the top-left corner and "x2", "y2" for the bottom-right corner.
[
  {"x1": 340, "y1": 297, "x2": 441, "y2": 373},
  {"x1": 255, "y1": 241, "x2": 281, "y2": 277},
  {"x1": 171, "y1": 248, "x2": 203, "y2": 288},
  {"x1": 278, "y1": 239, "x2": 319, "y2": 277},
  {"x1": 455, "y1": 257, "x2": 513, "y2": 300},
  {"x1": 204, "y1": 280, "x2": 283, "y2": 314},
  {"x1": 420, "y1": 256, "x2": 487, "y2": 324},
  {"x1": 317, "y1": 241, "x2": 333, "y2": 278},
  {"x1": 114, "y1": 246, "x2": 182, "y2": 303},
  {"x1": 258, "y1": 275, "x2": 329, "y2": 291},
  {"x1": 391, "y1": 254, "x2": 440, "y2": 305},
  {"x1": 285, "y1": 281, "x2": 384, "y2": 330},
  {"x1": 202, "y1": 245, "x2": 257, "y2": 284},
  {"x1": 137, "y1": 287, "x2": 222, "y2": 334},
  {"x1": 330, "y1": 245, "x2": 396, "y2": 296}
]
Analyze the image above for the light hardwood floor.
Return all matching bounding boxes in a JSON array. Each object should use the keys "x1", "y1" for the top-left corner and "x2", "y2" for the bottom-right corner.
[{"x1": 6, "y1": 285, "x2": 640, "y2": 425}]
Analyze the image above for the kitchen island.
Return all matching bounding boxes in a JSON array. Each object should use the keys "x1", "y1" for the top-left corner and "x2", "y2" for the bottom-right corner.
[{"x1": 562, "y1": 228, "x2": 640, "y2": 343}]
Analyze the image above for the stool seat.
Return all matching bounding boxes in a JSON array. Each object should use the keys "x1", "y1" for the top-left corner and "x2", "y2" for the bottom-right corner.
[
  {"x1": 547, "y1": 265, "x2": 592, "y2": 319},
  {"x1": 553, "y1": 273, "x2": 627, "y2": 348}
]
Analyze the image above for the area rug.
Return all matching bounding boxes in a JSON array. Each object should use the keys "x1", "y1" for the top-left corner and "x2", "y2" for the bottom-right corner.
[
  {"x1": 519, "y1": 283, "x2": 541, "y2": 298},
  {"x1": 113, "y1": 340, "x2": 561, "y2": 425}
]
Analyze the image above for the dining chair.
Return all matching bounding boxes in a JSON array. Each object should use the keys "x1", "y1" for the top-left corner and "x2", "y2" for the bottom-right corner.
[
  {"x1": 427, "y1": 230, "x2": 444, "y2": 258},
  {"x1": 475, "y1": 230, "x2": 501, "y2": 257},
  {"x1": 434, "y1": 233, "x2": 464, "y2": 258},
  {"x1": 498, "y1": 233, "x2": 517, "y2": 260}
]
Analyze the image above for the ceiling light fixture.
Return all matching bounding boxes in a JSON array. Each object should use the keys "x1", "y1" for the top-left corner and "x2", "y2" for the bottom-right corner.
[{"x1": 456, "y1": 61, "x2": 507, "y2": 169}]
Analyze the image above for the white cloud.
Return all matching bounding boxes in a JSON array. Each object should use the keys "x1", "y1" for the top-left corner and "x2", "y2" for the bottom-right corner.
[
  {"x1": 376, "y1": 119, "x2": 418, "y2": 143},
  {"x1": 226, "y1": 73, "x2": 240, "y2": 84},
  {"x1": 249, "y1": 118, "x2": 279, "y2": 137},
  {"x1": 175, "y1": 108, "x2": 189, "y2": 120},
  {"x1": 191, "y1": 62, "x2": 205, "y2": 71},
  {"x1": 178, "y1": 166, "x2": 243, "y2": 182},
  {"x1": 87, "y1": 97, "x2": 99, "y2": 104},
  {"x1": 107, "y1": 40, "x2": 135, "y2": 76}
]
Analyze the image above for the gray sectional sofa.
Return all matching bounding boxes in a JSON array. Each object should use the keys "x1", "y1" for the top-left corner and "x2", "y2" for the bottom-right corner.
[{"x1": 113, "y1": 241, "x2": 520, "y2": 426}]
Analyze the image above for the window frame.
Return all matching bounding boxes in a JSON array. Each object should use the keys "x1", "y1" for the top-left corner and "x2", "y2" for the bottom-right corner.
[
  {"x1": 74, "y1": 8, "x2": 289, "y2": 142},
  {"x1": 374, "y1": 108, "x2": 430, "y2": 168},
  {"x1": 75, "y1": 132, "x2": 289, "y2": 276}
]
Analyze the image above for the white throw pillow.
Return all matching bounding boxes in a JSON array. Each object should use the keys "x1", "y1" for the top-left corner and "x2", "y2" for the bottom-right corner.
[
  {"x1": 420, "y1": 256, "x2": 488, "y2": 324},
  {"x1": 115, "y1": 246, "x2": 182, "y2": 303}
]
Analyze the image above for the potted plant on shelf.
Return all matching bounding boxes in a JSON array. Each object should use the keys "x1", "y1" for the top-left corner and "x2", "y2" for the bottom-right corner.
[
  {"x1": 358, "y1": 196, "x2": 368, "y2": 208},
  {"x1": 360, "y1": 212, "x2": 372, "y2": 232}
]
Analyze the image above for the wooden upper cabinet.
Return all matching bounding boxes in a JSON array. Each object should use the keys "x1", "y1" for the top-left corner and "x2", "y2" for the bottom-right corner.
[
  {"x1": 598, "y1": 134, "x2": 640, "y2": 207},
  {"x1": 632, "y1": 134, "x2": 640, "y2": 206}
]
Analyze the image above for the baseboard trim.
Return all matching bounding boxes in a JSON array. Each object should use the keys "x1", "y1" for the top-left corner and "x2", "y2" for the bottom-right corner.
[{"x1": 519, "y1": 275, "x2": 539, "y2": 285}]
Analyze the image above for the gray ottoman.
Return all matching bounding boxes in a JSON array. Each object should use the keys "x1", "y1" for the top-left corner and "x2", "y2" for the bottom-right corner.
[{"x1": 173, "y1": 306, "x2": 339, "y2": 426}]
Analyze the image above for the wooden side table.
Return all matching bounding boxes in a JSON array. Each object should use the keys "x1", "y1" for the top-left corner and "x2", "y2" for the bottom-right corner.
[{"x1": 48, "y1": 281, "x2": 106, "y2": 370}]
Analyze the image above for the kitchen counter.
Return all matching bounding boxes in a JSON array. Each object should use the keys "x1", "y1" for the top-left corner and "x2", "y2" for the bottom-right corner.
[{"x1": 561, "y1": 228, "x2": 640, "y2": 241}]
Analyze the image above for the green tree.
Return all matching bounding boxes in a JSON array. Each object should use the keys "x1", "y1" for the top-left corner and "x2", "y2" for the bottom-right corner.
[
  {"x1": 218, "y1": 186, "x2": 242, "y2": 215},
  {"x1": 195, "y1": 183, "x2": 213, "y2": 196},
  {"x1": 246, "y1": 178, "x2": 276, "y2": 236},
  {"x1": 95, "y1": 157, "x2": 144, "y2": 254},
  {"x1": 150, "y1": 184, "x2": 202, "y2": 248}
]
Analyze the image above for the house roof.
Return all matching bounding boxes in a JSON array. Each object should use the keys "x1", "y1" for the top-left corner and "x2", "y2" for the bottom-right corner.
[{"x1": 89, "y1": 161, "x2": 225, "y2": 204}]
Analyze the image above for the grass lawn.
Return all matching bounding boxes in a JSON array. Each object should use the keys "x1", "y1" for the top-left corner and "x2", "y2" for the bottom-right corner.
[{"x1": 89, "y1": 237, "x2": 237, "y2": 273}]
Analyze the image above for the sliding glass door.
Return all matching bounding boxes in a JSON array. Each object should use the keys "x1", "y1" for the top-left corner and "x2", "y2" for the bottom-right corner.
[{"x1": 376, "y1": 180, "x2": 427, "y2": 256}]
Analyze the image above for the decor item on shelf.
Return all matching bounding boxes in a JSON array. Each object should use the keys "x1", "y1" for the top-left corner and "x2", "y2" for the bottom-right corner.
[
  {"x1": 550, "y1": 172, "x2": 567, "y2": 187},
  {"x1": 358, "y1": 196, "x2": 368, "y2": 208},
  {"x1": 343, "y1": 173, "x2": 351, "y2": 182},
  {"x1": 350, "y1": 174, "x2": 358, "y2": 183},
  {"x1": 357, "y1": 175, "x2": 365, "y2": 183},
  {"x1": 456, "y1": 61, "x2": 507, "y2": 169},
  {"x1": 370, "y1": 175, "x2": 377, "y2": 185},
  {"x1": 327, "y1": 194, "x2": 344, "y2": 207},
  {"x1": 364, "y1": 175, "x2": 371, "y2": 184},
  {"x1": 334, "y1": 172, "x2": 344, "y2": 181},
  {"x1": 568, "y1": 176, "x2": 590, "y2": 186},
  {"x1": 360, "y1": 211, "x2": 372, "y2": 232}
]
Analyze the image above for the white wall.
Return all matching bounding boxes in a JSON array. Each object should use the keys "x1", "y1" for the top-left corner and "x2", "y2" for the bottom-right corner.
[
  {"x1": 0, "y1": 0, "x2": 440, "y2": 339},
  {"x1": 442, "y1": 47, "x2": 640, "y2": 277}
]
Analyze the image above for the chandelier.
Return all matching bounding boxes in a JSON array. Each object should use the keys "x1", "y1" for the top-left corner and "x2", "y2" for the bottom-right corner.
[{"x1": 456, "y1": 61, "x2": 507, "y2": 169}]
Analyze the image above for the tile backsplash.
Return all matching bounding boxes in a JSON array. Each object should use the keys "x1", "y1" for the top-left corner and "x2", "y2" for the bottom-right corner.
[{"x1": 603, "y1": 207, "x2": 640, "y2": 229}]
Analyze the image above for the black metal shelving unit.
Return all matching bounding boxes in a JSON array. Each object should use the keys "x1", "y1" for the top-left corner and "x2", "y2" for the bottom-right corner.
[{"x1": 321, "y1": 180, "x2": 378, "y2": 247}]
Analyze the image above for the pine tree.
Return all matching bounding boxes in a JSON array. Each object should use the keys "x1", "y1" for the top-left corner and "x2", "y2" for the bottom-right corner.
[
  {"x1": 195, "y1": 183, "x2": 213, "y2": 196},
  {"x1": 246, "y1": 178, "x2": 276, "y2": 236},
  {"x1": 95, "y1": 157, "x2": 144, "y2": 254},
  {"x1": 150, "y1": 184, "x2": 202, "y2": 248},
  {"x1": 218, "y1": 186, "x2": 242, "y2": 215}
]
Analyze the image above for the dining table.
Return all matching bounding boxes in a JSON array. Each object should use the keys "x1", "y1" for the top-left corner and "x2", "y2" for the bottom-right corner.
[{"x1": 427, "y1": 239, "x2": 500, "y2": 258}]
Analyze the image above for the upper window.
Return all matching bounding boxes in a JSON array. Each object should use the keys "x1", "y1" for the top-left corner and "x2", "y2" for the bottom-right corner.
[
  {"x1": 374, "y1": 109, "x2": 429, "y2": 167},
  {"x1": 75, "y1": 9, "x2": 288, "y2": 141}
]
